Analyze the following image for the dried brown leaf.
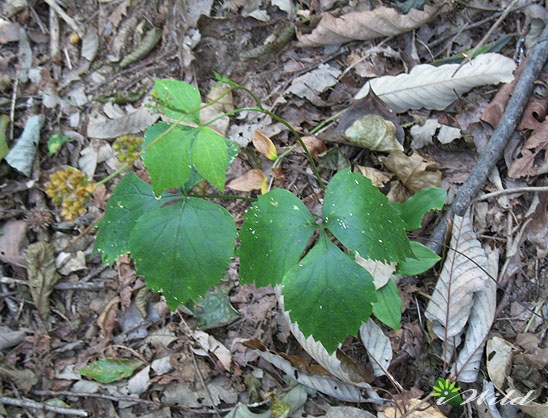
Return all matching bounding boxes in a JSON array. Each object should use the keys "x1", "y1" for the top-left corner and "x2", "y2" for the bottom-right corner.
[
  {"x1": 301, "y1": 135, "x2": 327, "y2": 159},
  {"x1": 508, "y1": 121, "x2": 548, "y2": 178},
  {"x1": 383, "y1": 151, "x2": 442, "y2": 193},
  {"x1": 227, "y1": 169, "x2": 267, "y2": 193},
  {"x1": 97, "y1": 296, "x2": 121, "y2": 340},
  {"x1": 355, "y1": 166, "x2": 392, "y2": 188},
  {"x1": 25, "y1": 241, "x2": 61, "y2": 320},
  {"x1": 0, "y1": 219, "x2": 28, "y2": 267},
  {"x1": 344, "y1": 114, "x2": 402, "y2": 152},
  {"x1": 297, "y1": 5, "x2": 443, "y2": 47},
  {"x1": 0, "y1": 359, "x2": 37, "y2": 392}
]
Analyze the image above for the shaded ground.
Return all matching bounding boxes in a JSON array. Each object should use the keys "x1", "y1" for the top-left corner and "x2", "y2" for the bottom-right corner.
[{"x1": 0, "y1": 1, "x2": 547, "y2": 417}]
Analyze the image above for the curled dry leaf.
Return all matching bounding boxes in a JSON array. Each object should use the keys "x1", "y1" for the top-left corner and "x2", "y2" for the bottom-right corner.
[
  {"x1": 356, "y1": 53, "x2": 516, "y2": 112},
  {"x1": 252, "y1": 130, "x2": 277, "y2": 160},
  {"x1": 25, "y1": 241, "x2": 61, "y2": 321},
  {"x1": 5, "y1": 115, "x2": 44, "y2": 177},
  {"x1": 359, "y1": 320, "x2": 392, "y2": 377},
  {"x1": 344, "y1": 114, "x2": 402, "y2": 152},
  {"x1": 297, "y1": 5, "x2": 443, "y2": 47},
  {"x1": 383, "y1": 151, "x2": 442, "y2": 193},
  {"x1": 227, "y1": 169, "x2": 267, "y2": 193},
  {"x1": 97, "y1": 296, "x2": 121, "y2": 340}
]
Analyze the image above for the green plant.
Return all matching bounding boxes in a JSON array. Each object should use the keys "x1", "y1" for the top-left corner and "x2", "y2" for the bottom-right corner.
[{"x1": 88, "y1": 77, "x2": 445, "y2": 353}]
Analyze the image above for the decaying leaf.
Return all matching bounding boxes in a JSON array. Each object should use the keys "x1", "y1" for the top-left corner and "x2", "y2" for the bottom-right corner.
[
  {"x1": 0, "y1": 357, "x2": 38, "y2": 392},
  {"x1": 356, "y1": 166, "x2": 393, "y2": 188},
  {"x1": 97, "y1": 296, "x2": 121, "y2": 340},
  {"x1": 344, "y1": 114, "x2": 403, "y2": 152},
  {"x1": 87, "y1": 106, "x2": 158, "y2": 139},
  {"x1": 425, "y1": 212, "x2": 489, "y2": 362},
  {"x1": 300, "y1": 136, "x2": 327, "y2": 159},
  {"x1": 297, "y1": 5, "x2": 443, "y2": 47},
  {"x1": 0, "y1": 219, "x2": 28, "y2": 267},
  {"x1": 356, "y1": 53, "x2": 516, "y2": 112},
  {"x1": 410, "y1": 119, "x2": 462, "y2": 149},
  {"x1": 253, "y1": 130, "x2": 278, "y2": 160},
  {"x1": 5, "y1": 115, "x2": 44, "y2": 176},
  {"x1": 25, "y1": 241, "x2": 61, "y2": 321},
  {"x1": 227, "y1": 169, "x2": 267, "y2": 193},
  {"x1": 508, "y1": 121, "x2": 548, "y2": 178},
  {"x1": 285, "y1": 64, "x2": 341, "y2": 106},
  {"x1": 379, "y1": 398, "x2": 446, "y2": 417},
  {"x1": 383, "y1": 151, "x2": 442, "y2": 193}
]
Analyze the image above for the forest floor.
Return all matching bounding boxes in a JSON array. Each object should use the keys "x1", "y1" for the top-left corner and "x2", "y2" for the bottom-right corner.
[{"x1": 0, "y1": 1, "x2": 547, "y2": 417}]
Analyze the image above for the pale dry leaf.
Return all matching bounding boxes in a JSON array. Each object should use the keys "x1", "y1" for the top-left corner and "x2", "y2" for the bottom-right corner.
[
  {"x1": 383, "y1": 151, "x2": 442, "y2": 193},
  {"x1": 127, "y1": 364, "x2": 150, "y2": 395},
  {"x1": 5, "y1": 115, "x2": 44, "y2": 176},
  {"x1": 0, "y1": 326, "x2": 28, "y2": 350},
  {"x1": 356, "y1": 53, "x2": 516, "y2": 112},
  {"x1": 276, "y1": 288, "x2": 381, "y2": 402},
  {"x1": 485, "y1": 336, "x2": 514, "y2": 390},
  {"x1": 425, "y1": 212, "x2": 488, "y2": 345},
  {"x1": 355, "y1": 254, "x2": 396, "y2": 289},
  {"x1": 200, "y1": 84, "x2": 234, "y2": 136},
  {"x1": 438, "y1": 124, "x2": 461, "y2": 144},
  {"x1": 81, "y1": 27, "x2": 99, "y2": 61},
  {"x1": 453, "y1": 248, "x2": 498, "y2": 383},
  {"x1": 193, "y1": 330, "x2": 232, "y2": 371},
  {"x1": 25, "y1": 241, "x2": 61, "y2": 320},
  {"x1": 244, "y1": 339, "x2": 368, "y2": 402},
  {"x1": 298, "y1": 5, "x2": 443, "y2": 47},
  {"x1": 227, "y1": 169, "x2": 267, "y2": 193},
  {"x1": 0, "y1": 219, "x2": 28, "y2": 267},
  {"x1": 285, "y1": 64, "x2": 341, "y2": 106},
  {"x1": 343, "y1": 114, "x2": 403, "y2": 152},
  {"x1": 410, "y1": 119, "x2": 440, "y2": 149},
  {"x1": 359, "y1": 320, "x2": 392, "y2": 377},
  {"x1": 325, "y1": 406, "x2": 377, "y2": 418},
  {"x1": 87, "y1": 106, "x2": 158, "y2": 139}
]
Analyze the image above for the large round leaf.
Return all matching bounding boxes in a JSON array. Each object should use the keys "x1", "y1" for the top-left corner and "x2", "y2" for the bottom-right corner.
[{"x1": 129, "y1": 198, "x2": 237, "y2": 309}]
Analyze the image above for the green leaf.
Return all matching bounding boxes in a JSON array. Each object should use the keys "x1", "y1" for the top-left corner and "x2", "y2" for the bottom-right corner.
[
  {"x1": 153, "y1": 79, "x2": 201, "y2": 123},
  {"x1": 323, "y1": 169, "x2": 412, "y2": 263},
  {"x1": 396, "y1": 241, "x2": 441, "y2": 276},
  {"x1": 282, "y1": 232, "x2": 377, "y2": 353},
  {"x1": 143, "y1": 122, "x2": 194, "y2": 195},
  {"x1": 0, "y1": 115, "x2": 9, "y2": 161},
  {"x1": 79, "y1": 358, "x2": 144, "y2": 384},
  {"x1": 94, "y1": 173, "x2": 166, "y2": 264},
  {"x1": 390, "y1": 187, "x2": 446, "y2": 231},
  {"x1": 129, "y1": 198, "x2": 237, "y2": 309},
  {"x1": 372, "y1": 279, "x2": 401, "y2": 330},
  {"x1": 239, "y1": 189, "x2": 318, "y2": 288},
  {"x1": 47, "y1": 133, "x2": 71, "y2": 157},
  {"x1": 192, "y1": 127, "x2": 229, "y2": 191}
]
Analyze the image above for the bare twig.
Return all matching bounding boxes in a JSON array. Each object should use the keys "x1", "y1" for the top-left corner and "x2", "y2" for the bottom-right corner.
[
  {"x1": 0, "y1": 396, "x2": 88, "y2": 416},
  {"x1": 475, "y1": 186, "x2": 548, "y2": 201},
  {"x1": 428, "y1": 24, "x2": 548, "y2": 254}
]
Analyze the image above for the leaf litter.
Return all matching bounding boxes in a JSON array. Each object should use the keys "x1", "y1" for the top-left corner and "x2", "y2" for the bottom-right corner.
[{"x1": 0, "y1": 0, "x2": 547, "y2": 416}]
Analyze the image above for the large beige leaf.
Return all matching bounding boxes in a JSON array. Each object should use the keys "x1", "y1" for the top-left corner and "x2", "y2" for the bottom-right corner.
[
  {"x1": 356, "y1": 53, "x2": 516, "y2": 112},
  {"x1": 425, "y1": 212, "x2": 488, "y2": 347},
  {"x1": 297, "y1": 5, "x2": 442, "y2": 47},
  {"x1": 453, "y1": 248, "x2": 498, "y2": 382},
  {"x1": 359, "y1": 320, "x2": 392, "y2": 377}
]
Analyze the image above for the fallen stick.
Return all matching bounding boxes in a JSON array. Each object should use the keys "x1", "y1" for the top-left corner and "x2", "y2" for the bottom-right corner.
[
  {"x1": 428, "y1": 24, "x2": 548, "y2": 255},
  {"x1": 0, "y1": 396, "x2": 88, "y2": 416}
]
